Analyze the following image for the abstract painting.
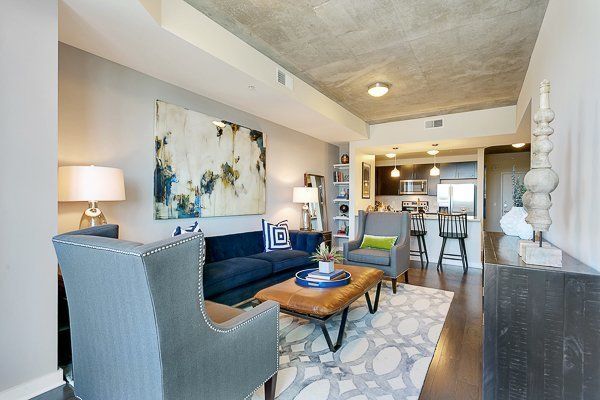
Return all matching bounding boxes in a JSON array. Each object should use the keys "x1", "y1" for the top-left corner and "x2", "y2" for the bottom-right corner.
[{"x1": 154, "y1": 100, "x2": 266, "y2": 220}]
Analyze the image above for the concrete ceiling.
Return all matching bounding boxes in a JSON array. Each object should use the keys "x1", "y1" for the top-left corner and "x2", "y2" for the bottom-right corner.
[{"x1": 184, "y1": 0, "x2": 548, "y2": 123}]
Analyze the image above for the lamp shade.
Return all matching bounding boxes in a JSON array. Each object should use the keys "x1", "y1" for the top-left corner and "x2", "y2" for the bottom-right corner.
[
  {"x1": 58, "y1": 166, "x2": 126, "y2": 202},
  {"x1": 293, "y1": 187, "x2": 318, "y2": 203}
]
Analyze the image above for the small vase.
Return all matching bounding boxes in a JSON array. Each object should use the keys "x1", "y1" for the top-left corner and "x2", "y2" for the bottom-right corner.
[{"x1": 319, "y1": 261, "x2": 335, "y2": 274}]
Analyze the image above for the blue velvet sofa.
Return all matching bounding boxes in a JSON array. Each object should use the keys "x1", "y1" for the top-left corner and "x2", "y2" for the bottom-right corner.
[{"x1": 204, "y1": 230, "x2": 323, "y2": 305}]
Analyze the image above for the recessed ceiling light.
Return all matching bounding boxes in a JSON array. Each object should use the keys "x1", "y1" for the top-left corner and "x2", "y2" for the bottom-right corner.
[
  {"x1": 385, "y1": 153, "x2": 396, "y2": 158},
  {"x1": 512, "y1": 143, "x2": 526, "y2": 148},
  {"x1": 212, "y1": 121, "x2": 226, "y2": 128},
  {"x1": 368, "y1": 82, "x2": 390, "y2": 97}
]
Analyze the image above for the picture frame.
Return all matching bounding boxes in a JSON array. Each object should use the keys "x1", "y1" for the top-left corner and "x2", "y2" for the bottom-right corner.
[{"x1": 362, "y1": 162, "x2": 371, "y2": 199}]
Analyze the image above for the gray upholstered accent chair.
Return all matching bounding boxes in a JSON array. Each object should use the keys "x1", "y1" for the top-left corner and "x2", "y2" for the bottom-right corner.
[
  {"x1": 343, "y1": 211, "x2": 411, "y2": 293},
  {"x1": 53, "y1": 225, "x2": 280, "y2": 400}
]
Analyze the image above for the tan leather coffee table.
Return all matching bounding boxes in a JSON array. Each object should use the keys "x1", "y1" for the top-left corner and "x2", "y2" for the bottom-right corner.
[{"x1": 255, "y1": 264, "x2": 384, "y2": 352}]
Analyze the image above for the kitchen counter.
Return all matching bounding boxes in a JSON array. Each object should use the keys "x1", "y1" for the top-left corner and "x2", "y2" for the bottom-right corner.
[
  {"x1": 411, "y1": 216, "x2": 482, "y2": 268},
  {"x1": 423, "y1": 212, "x2": 480, "y2": 222}
]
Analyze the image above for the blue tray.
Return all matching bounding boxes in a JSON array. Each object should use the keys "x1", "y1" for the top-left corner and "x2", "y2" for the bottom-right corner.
[{"x1": 295, "y1": 268, "x2": 351, "y2": 288}]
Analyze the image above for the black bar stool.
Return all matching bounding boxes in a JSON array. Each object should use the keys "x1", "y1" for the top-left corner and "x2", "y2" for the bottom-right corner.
[
  {"x1": 410, "y1": 212, "x2": 429, "y2": 268},
  {"x1": 437, "y1": 213, "x2": 468, "y2": 273}
]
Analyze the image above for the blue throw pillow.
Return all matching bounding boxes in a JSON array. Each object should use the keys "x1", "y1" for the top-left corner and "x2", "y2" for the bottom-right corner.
[
  {"x1": 172, "y1": 221, "x2": 203, "y2": 237},
  {"x1": 262, "y1": 219, "x2": 292, "y2": 252}
]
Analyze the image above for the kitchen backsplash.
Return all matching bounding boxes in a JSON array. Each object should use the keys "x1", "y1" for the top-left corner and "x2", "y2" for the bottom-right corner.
[{"x1": 376, "y1": 195, "x2": 439, "y2": 212}]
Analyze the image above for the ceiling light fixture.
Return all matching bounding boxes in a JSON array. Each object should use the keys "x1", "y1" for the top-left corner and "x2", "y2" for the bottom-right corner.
[
  {"x1": 429, "y1": 144, "x2": 440, "y2": 176},
  {"x1": 390, "y1": 147, "x2": 400, "y2": 178},
  {"x1": 427, "y1": 144, "x2": 440, "y2": 156},
  {"x1": 385, "y1": 153, "x2": 396, "y2": 158},
  {"x1": 512, "y1": 143, "x2": 526, "y2": 148},
  {"x1": 368, "y1": 82, "x2": 390, "y2": 97},
  {"x1": 212, "y1": 121, "x2": 226, "y2": 128}
]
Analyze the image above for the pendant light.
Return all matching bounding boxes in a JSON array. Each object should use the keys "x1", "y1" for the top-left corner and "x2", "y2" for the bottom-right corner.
[
  {"x1": 390, "y1": 147, "x2": 400, "y2": 177},
  {"x1": 429, "y1": 144, "x2": 440, "y2": 176}
]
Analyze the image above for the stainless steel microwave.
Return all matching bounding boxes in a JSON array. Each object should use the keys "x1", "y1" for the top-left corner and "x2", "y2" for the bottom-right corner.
[{"x1": 399, "y1": 179, "x2": 428, "y2": 195}]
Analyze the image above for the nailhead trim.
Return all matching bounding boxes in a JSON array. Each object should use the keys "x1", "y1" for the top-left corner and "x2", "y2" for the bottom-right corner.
[
  {"x1": 142, "y1": 234, "x2": 281, "y2": 398},
  {"x1": 52, "y1": 239, "x2": 140, "y2": 256}
]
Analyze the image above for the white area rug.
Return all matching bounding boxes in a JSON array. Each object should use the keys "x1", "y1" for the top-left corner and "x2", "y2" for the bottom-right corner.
[{"x1": 251, "y1": 282, "x2": 454, "y2": 400}]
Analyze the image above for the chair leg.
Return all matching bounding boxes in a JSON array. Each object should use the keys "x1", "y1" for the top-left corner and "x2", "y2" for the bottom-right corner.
[
  {"x1": 421, "y1": 235, "x2": 430, "y2": 267},
  {"x1": 391, "y1": 277, "x2": 397, "y2": 294},
  {"x1": 404, "y1": 270, "x2": 409, "y2": 284},
  {"x1": 437, "y1": 237, "x2": 447, "y2": 271},
  {"x1": 459, "y1": 238, "x2": 469, "y2": 273},
  {"x1": 417, "y1": 235, "x2": 424, "y2": 269},
  {"x1": 265, "y1": 373, "x2": 277, "y2": 400}
]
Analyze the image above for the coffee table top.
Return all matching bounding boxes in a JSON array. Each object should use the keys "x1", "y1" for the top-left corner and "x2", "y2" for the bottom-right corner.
[{"x1": 255, "y1": 264, "x2": 383, "y2": 317}]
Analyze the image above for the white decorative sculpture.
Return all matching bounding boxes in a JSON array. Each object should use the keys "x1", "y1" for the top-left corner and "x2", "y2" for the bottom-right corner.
[
  {"x1": 500, "y1": 207, "x2": 533, "y2": 239},
  {"x1": 521, "y1": 80, "x2": 562, "y2": 267}
]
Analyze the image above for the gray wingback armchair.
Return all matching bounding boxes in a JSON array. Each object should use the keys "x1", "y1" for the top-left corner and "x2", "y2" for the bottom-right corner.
[
  {"x1": 53, "y1": 225, "x2": 279, "y2": 400},
  {"x1": 343, "y1": 211, "x2": 411, "y2": 293}
]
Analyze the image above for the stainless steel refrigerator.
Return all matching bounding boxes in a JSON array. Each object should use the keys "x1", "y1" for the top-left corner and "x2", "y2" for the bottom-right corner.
[{"x1": 437, "y1": 183, "x2": 477, "y2": 216}]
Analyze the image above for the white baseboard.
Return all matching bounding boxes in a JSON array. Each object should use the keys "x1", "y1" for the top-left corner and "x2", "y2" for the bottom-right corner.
[{"x1": 0, "y1": 369, "x2": 64, "y2": 400}]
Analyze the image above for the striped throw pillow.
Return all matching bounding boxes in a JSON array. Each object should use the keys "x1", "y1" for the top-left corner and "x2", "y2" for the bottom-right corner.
[{"x1": 262, "y1": 219, "x2": 292, "y2": 252}]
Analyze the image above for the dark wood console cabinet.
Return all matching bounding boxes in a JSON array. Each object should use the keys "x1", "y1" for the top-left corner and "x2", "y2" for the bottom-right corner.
[{"x1": 483, "y1": 233, "x2": 600, "y2": 400}]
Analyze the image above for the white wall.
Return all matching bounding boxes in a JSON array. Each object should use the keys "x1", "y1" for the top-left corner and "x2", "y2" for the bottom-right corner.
[
  {"x1": 58, "y1": 44, "x2": 339, "y2": 242},
  {"x1": 517, "y1": 0, "x2": 600, "y2": 268},
  {"x1": 0, "y1": 1, "x2": 63, "y2": 398}
]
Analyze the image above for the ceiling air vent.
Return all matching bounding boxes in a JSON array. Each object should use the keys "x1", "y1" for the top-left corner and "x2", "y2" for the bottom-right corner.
[
  {"x1": 276, "y1": 67, "x2": 293, "y2": 90},
  {"x1": 425, "y1": 118, "x2": 444, "y2": 129}
]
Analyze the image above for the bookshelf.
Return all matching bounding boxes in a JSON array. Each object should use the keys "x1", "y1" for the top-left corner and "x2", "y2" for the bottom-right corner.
[{"x1": 332, "y1": 163, "x2": 350, "y2": 250}]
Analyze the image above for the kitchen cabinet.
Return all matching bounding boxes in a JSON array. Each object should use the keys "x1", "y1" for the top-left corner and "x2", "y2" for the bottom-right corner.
[
  {"x1": 414, "y1": 164, "x2": 432, "y2": 180},
  {"x1": 440, "y1": 161, "x2": 477, "y2": 180},
  {"x1": 456, "y1": 162, "x2": 477, "y2": 179},
  {"x1": 375, "y1": 166, "x2": 399, "y2": 195},
  {"x1": 400, "y1": 164, "x2": 415, "y2": 180}
]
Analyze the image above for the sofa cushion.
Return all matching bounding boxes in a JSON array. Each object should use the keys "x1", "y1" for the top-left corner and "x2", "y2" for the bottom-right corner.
[
  {"x1": 347, "y1": 248, "x2": 391, "y2": 266},
  {"x1": 248, "y1": 250, "x2": 313, "y2": 273},
  {"x1": 204, "y1": 231, "x2": 264, "y2": 263},
  {"x1": 203, "y1": 257, "x2": 272, "y2": 299}
]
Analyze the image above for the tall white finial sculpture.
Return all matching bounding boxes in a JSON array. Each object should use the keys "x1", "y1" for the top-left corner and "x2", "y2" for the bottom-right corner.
[{"x1": 521, "y1": 80, "x2": 562, "y2": 267}]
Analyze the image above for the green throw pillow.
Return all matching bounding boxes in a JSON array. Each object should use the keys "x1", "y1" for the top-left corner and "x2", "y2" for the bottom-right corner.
[{"x1": 360, "y1": 234, "x2": 398, "y2": 251}]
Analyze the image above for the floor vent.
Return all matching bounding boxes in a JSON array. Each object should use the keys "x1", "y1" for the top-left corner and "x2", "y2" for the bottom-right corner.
[
  {"x1": 425, "y1": 118, "x2": 444, "y2": 129},
  {"x1": 276, "y1": 67, "x2": 293, "y2": 90}
]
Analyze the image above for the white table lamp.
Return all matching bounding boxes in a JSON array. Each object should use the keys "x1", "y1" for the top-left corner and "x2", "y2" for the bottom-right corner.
[
  {"x1": 58, "y1": 165, "x2": 126, "y2": 228},
  {"x1": 293, "y1": 186, "x2": 319, "y2": 231}
]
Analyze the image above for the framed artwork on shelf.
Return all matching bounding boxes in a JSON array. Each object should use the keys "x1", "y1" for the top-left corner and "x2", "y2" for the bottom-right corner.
[{"x1": 362, "y1": 162, "x2": 371, "y2": 199}]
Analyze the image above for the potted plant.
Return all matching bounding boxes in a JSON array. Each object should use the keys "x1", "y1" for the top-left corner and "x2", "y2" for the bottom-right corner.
[
  {"x1": 311, "y1": 242, "x2": 343, "y2": 274},
  {"x1": 500, "y1": 167, "x2": 533, "y2": 239}
]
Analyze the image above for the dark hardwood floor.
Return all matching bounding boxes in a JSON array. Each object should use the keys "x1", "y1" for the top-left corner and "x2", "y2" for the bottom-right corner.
[
  {"x1": 36, "y1": 261, "x2": 483, "y2": 400},
  {"x1": 411, "y1": 262, "x2": 483, "y2": 400}
]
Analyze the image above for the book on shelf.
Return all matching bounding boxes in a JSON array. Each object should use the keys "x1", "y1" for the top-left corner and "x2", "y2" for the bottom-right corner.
[
  {"x1": 307, "y1": 269, "x2": 345, "y2": 281},
  {"x1": 333, "y1": 170, "x2": 348, "y2": 183}
]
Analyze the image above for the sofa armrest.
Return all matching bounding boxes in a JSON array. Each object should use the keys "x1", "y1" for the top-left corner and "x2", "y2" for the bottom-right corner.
[
  {"x1": 390, "y1": 241, "x2": 410, "y2": 277},
  {"x1": 289, "y1": 230, "x2": 323, "y2": 253},
  {"x1": 343, "y1": 239, "x2": 361, "y2": 259}
]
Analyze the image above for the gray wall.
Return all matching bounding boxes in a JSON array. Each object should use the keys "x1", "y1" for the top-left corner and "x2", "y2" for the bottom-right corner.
[
  {"x1": 484, "y1": 152, "x2": 530, "y2": 232},
  {"x1": 0, "y1": 0, "x2": 60, "y2": 395},
  {"x1": 58, "y1": 44, "x2": 339, "y2": 242},
  {"x1": 517, "y1": 0, "x2": 600, "y2": 269}
]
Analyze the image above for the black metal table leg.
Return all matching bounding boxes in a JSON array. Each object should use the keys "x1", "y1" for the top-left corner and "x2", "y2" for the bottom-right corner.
[
  {"x1": 320, "y1": 307, "x2": 349, "y2": 352},
  {"x1": 365, "y1": 281, "x2": 382, "y2": 314}
]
